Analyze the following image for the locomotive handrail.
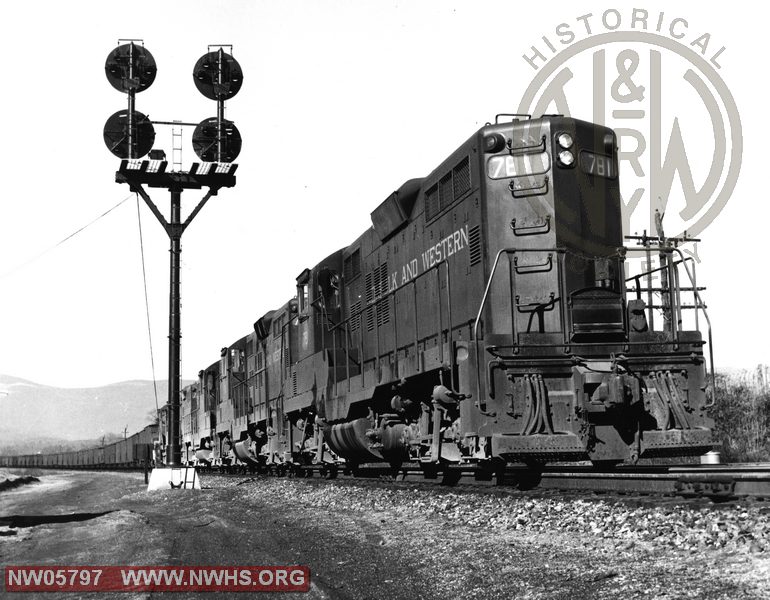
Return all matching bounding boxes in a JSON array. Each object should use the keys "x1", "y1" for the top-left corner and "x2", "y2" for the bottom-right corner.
[
  {"x1": 472, "y1": 247, "x2": 567, "y2": 344},
  {"x1": 494, "y1": 113, "x2": 532, "y2": 123},
  {"x1": 671, "y1": 249, "x2": 716, "y2": 408},
  {"x1": 624, "y1": 256, "x2": 687, "y2": 282},
  {"x1": 472, "y1": 245, "x2": 715, "y2": 408},
  {"x1": 509, "y1": 175, "x2": 549, "y2": 198},
  {"x1": 473, "y1": 247, "x2": 568, "y2": 409},
  {"x1": 623, "y1": 246, "x2": 716, "y2": 406},
  {"x1": 510, "y1": 216, "x2": 551, "y2": 236},
  {"x1": 622, "y1": 246, "x2": 681, "y2": 345},
  {"x1": 513, "y1": 253, "x2": 553, "y2": 274},
  {"x1": 625, "y1": 255, "x2": 703, "y2": 328}
]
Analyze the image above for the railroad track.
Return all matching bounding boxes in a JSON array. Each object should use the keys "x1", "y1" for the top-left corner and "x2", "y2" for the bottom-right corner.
[
  {"x1": 199, "y1": 461, "x2": 770, "y2": 501},
  {"x1": 500, "y1": 463, "x2": 770, "y2": 500}
]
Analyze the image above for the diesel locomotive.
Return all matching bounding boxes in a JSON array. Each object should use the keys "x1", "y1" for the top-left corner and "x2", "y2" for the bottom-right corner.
[
  {"x1": 181, "y1": 114, "x2": 715, "y2": 474},
  {"x1": 2, "y1": 114, "x2": 715, "y2": 474}
]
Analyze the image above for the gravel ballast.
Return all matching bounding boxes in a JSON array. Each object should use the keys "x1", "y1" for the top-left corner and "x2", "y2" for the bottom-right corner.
[
  {"x1": 3, "y1": 469, "x2": 769, "y2": 599},
  {"x1": 233, "y1": 475, "x2": 770, "y2": 599}
]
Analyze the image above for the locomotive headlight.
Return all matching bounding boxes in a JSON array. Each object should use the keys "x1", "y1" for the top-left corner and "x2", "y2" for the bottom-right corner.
[
  {"x1": 557, "y1": 133, "x2": 573, "y2": 149},
  {"x1": 483, "y1": 133, "x2": 507, "y2": 154},
  {"x1": 558, "y1": 150, "x2": 575, "y2": 166}
]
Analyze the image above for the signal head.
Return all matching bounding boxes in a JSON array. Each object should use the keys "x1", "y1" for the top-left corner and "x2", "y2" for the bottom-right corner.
[
  {"x1": 192, "y1": 117, "x2": 242, "y2": 163},
  {"x1": 192, "y1": 51, "x2": 243, "y2": 100},
  {"x1": 103, "y1": 109, "x2": 156, "y2": 158},
  {"x1": 105, "y1": 43, "x2": 157, "y2": 93}
]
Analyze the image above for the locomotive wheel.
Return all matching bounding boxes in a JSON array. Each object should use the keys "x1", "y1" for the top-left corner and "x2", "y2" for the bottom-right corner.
[
  {"x1": 514, "y1": 469, "x2": 543, "y2": 490},
  {"x1": 441, "y1": 469, "x2": 462, "y2": 486},
  {"x1": 422, "y1": 464, "x2": 439, "y2": 480}
]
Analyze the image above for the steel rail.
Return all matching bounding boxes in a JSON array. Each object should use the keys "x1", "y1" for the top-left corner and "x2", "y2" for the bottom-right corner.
[{"x1": 197, "y1": 461, "x2": 770, "y2": 501}]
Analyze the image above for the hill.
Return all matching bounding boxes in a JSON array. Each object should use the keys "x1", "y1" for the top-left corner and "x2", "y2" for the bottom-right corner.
[{"x1": 0, "y1": 375, "x2": 191, "y2": 455}]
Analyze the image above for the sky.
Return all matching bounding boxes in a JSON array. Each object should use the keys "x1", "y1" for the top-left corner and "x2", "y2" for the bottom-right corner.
[{"x1": 0, "y1": 0, "x2": 767, "y2": 388}]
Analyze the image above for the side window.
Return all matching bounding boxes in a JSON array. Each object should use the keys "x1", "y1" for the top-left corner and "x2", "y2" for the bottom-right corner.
[
  {"x1": 329, "y1": 272, "x2": 340, "y2": 309},
  {"x1": 318, "y1": 268, "x2": 341, "y2": 309},
  {"x1": 296, "y1": 268, "x2": 311, "y2": 314},
  {"x1": 344, "y1": 249, "x2": 361, "y2": 281},
  {"x1": 299, "y1": 282, "x2": 309, "y2": 312}
]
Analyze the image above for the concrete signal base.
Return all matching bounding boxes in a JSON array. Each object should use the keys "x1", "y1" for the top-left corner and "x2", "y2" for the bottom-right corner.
[{"x1": 147, "y1": 467, "x2": 202, "y2": 491}]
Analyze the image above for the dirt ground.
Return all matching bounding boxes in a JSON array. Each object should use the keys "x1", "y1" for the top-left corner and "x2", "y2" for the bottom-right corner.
[{"x1": 1, "y1": 469, "x2": 769, "y2": 600}]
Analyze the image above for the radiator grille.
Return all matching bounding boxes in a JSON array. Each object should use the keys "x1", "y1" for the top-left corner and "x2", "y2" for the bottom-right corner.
[
  {"x1": 365, "y1": 263, "x2": 390, "y2": 331},
  {"x1": 376, "y1": 263, "x2": 390, "y2": 327},
  {"x1": 425, "y1": 185, "x2": 439, "y2": 221},
  {"x1": 426, "y1": 155, "x2": 472, "y2": 222},
  {"x1": 350, "y1": 300, "x2": 361, "y2": 332},
  {"x1": 439, "y1": 173, "x2": 453, "y2": 212},
  {"x1": 453, "y1": 156, "x2": 471, "y2": 199},
  {"x1": 365, "y1": 272, "x2": 375, "y2": 331}
]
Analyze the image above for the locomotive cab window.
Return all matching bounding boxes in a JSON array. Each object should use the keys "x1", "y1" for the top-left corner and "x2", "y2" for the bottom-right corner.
[
  {"x1": 296, "y1": 268, "x2": 311, "y2": 313},
  {"x1": 298, "y1": 284, "x2": 308, "y2": 312}
]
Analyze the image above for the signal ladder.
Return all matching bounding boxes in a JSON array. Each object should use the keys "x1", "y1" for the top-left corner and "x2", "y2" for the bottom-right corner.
[{"x1": 172, "y1": 120, "x2": 183, "y2": 171}]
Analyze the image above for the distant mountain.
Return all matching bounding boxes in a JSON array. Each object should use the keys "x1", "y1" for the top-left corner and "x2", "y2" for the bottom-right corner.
[{"x1": 0, "y1": 375, "x2": 192, "y2": 455}]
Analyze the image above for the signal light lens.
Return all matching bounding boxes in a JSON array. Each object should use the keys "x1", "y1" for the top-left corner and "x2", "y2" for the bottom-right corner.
[
  {"x1": 557, "y1": 133, "x2": 573, "y2": 149},
  {"x1": 558, "y1": 150, "x2": 575, "y2": 166}
]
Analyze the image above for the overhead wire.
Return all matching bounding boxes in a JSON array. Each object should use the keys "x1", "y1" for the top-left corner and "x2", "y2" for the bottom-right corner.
[
  {"x1": 135, "y1": 195, "x2": 161, "y2": 416},
  {"x1": 0, "y1": 194, "x2": 134, "y2": 279},
  {"x1": 0, "y1": 190, "x2": 163, "y2": 419}
]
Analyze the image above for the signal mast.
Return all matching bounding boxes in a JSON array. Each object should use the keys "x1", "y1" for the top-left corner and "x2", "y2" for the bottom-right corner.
[{"x1": 103, "y1": 40, "x2": 243, "y2": 488}]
